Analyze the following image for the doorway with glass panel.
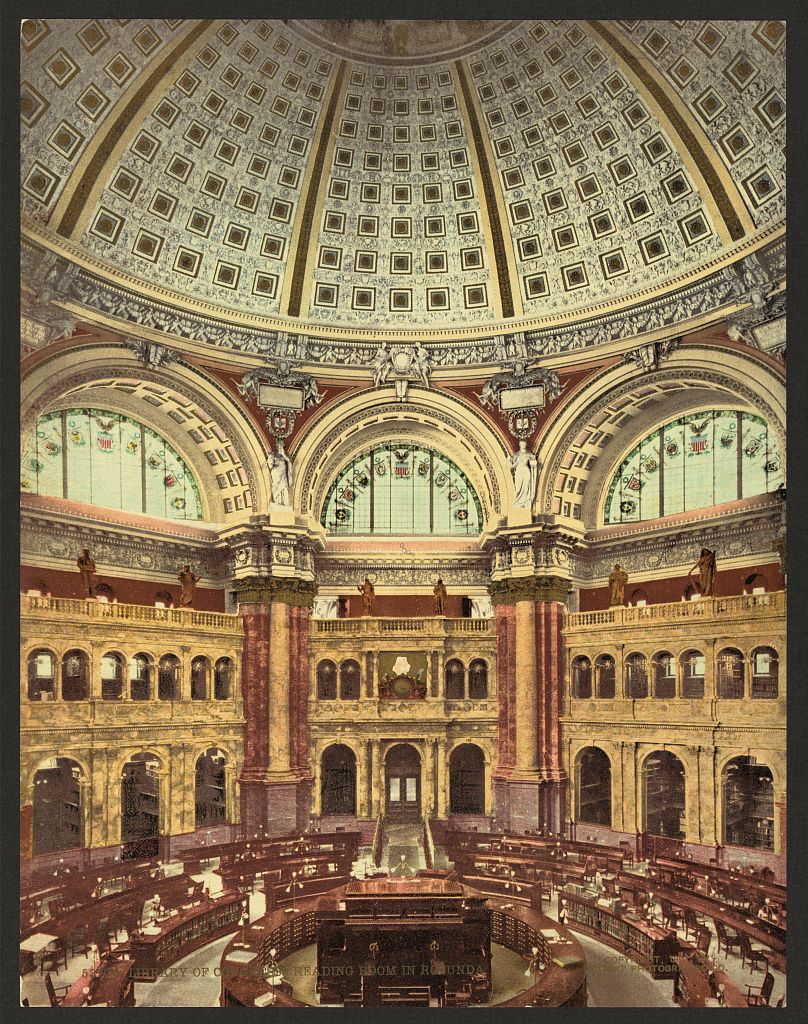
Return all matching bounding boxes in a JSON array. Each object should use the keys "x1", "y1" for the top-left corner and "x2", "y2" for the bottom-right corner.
[{"x1": 385, "y1": 743, "x2": 421, "y2": 822}]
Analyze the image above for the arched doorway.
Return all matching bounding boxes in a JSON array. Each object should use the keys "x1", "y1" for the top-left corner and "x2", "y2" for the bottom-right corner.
[
  {"x1": 321, "y1": 744, "x2": 357, "y2": 815},
  {"x1": 32, "y1": 758, "x2": 83, "y2": 854},
  {"x1": 723, "y1": 757, "x2": 774, "y2": 850},
  {"x1": 385, "y1": 743, "x2": 421, "y2": 822},
  {"x1": 121, "y1": 752, "x2": 160, "y2": 858},
  {"x1": 449, "y1": 744, "x2": 485, "y2": 814},
  {"x1": 575, "y1": 747, "x2": 612, "y2": 826},
  {"x1": 195, "y1": 748, "x2": 227, "y2": 827},
  {"x1": 643, "y1": 750, "x2": 686, "y2": 839}
]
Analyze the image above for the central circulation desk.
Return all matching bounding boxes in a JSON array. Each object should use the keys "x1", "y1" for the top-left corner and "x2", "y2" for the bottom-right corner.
[
  {"x1": 563, "y1": 892, "x2": 678, "y2": 978},
  {"x1": 219, "y1": 877, "x2": 587, "y2": 1008},
  {"x1": 129, "y1": 892, "x2": 243, "y2": 981}
]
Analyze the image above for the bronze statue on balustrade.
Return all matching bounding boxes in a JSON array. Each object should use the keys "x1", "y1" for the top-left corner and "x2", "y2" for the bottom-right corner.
[
  {"x1": 358, "y1": 576, "x2": 375, "y2": 616},
  {"x1": 177, "y1": 565, "x2": 200, "y2": 607},
  {"x1": 608, "y1": 564, "x2": 628, "y2": 606},
  {"x1": 689, "y1": 548, "x2": 717, "y2": 597},
  {"x1": 77, "y1": 548, "x2": 96, "y2": 598},
  {"x1": 433, "y1": 577, "x2": 447, "y2": 615}
]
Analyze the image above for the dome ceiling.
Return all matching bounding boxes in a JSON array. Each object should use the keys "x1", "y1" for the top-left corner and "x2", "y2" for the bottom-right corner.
[{"x1": 21, "y1": 19, "x2": 785, "y2": 338}]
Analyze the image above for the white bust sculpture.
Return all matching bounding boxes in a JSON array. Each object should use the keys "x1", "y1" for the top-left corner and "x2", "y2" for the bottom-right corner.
[{"x1": 510, "y1": 440, "x2": 538, "y2": 510}]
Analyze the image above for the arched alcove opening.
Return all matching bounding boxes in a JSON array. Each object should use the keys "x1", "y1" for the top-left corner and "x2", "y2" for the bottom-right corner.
[
  {"x1": 321, "y1": 744, "x2": 357, "y2": 816},
  {"x1": 449, "y1": 744, "x2": 485, "y2": 814}
]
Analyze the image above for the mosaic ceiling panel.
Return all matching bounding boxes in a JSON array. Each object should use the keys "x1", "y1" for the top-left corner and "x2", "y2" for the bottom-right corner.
[{"x1": 20, "y1": 19, "x2": 785, "y2": 333}]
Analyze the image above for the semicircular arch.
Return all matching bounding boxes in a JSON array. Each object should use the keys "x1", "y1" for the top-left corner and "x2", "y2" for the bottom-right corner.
[
  {"x1": 21, "y1": 343, "x2": 272, "y2": 520},
  {"x1": 291, "y1": 387, "x2": 513, "y2": 526}
]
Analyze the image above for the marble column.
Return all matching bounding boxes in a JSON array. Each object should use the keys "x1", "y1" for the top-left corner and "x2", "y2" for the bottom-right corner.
[
  {"x1": 370, "y1": 739, "x2": 381, "y2": 817},
  {"x1": 514, "y1": 599, "x2": 539, "y2": 776},
  {"x1": 436, "y1": 738, "x2": 448, "y2": 817},
  {"x1": 179, "y1": 646, "x2": 191, "y2": 703},
  {"x1": 54, "y1": 659, "x2": 62, "y2": 702},
  {"x1": 239, "y1": 603, "x2": 271, "y2": 778},
  {"x1": 355, "y1": 744, "x2": 365, "y2": 819},
  {"x1": 268, "y1": 600, "x2": 292, "y2": 775},
  {"x1": 423, "y1": 739, "x2": 435, "y2": 817}
]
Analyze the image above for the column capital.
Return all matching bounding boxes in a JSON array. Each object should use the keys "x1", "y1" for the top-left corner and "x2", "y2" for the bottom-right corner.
[
  {"x1": 232, "y1": 575, "x2": 318, "y2": 607},
  {"x1": 489, "y1": 575, "x2": 569, "y2": 605}
]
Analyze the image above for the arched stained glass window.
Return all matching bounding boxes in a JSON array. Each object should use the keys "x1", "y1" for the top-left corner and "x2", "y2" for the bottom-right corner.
[
  {"x1": 603, "y1": 410, "x2": 783, "y2": 525},
  {"x1": 321, "y1": 443, "x2": 483, "y2": 535},
  {"x1": 21, "y1": 409, "x2": 203, "y2": 520}
]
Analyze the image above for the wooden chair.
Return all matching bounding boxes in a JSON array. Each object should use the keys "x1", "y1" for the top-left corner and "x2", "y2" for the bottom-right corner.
[
  {"x1": 44, "y1": 972, "x2": 69, "y2": 1006},
  {"x1": 618, "y1": 841, "x2": 634, "y2": 868},
  {"x1": 682, "y1": 907, "x2": 701, "y2": 941},
  {"x1": 737, "y1": 931, "x2": 769, "y2": 973},
  {"x1": 696, "y1": 927, "x2": 712, "y2": 956},
  {"x1": 660, "y1": 897, "x2": 682, "y2": 932},
  {"x1": 714, "y1": 919, "x2": 742, "y2": 958},
  {"x1": 40, "y1": 938, "x2": 67, "y2": 975},
  {"x1": 94, "y1": 922, "x2": 112, "y2": 958},
  {"x1": 68, "y1": 922, "x2": 91, "y2": 959},
  {"x1": 746, "y1": 971, "x2": 774, "y2": 1006}
]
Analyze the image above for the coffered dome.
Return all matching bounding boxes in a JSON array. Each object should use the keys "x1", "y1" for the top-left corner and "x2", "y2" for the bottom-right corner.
[{"x1": 21, "y1": 18, "x2": 785, "y2": 344}]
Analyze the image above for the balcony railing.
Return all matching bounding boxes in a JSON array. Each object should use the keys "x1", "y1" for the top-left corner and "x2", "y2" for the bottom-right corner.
[
  {"x1": 22, "y1": 594, "x2": 243, "y2": 633},
  {"x1": 565, "y1": 591, "x2": 785, "y2": 630},
  {"x1": 311, "y1": 616, "x2": 495, "y2": 636}
]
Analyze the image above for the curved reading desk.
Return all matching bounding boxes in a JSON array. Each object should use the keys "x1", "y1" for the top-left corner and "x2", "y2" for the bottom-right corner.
[{"x1": 219, "y1": 876, "x2": 587, "y2": 1008}]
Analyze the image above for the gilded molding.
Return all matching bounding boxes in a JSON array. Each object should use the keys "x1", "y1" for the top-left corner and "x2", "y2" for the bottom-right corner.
[
  {"x1": 232, "y1": 575, "x2": 318, "y2": 607},
  {"x1": 489, "y1": 575, "x2": 569, "y2": 605}
]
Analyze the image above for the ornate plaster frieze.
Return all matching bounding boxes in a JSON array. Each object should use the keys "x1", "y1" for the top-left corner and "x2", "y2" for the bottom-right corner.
[
  {"x1": 623, "y1": 338, "x2": 679, "y2": 371},
  {"x1": 19, "y1": 235, "x2": 784, "y2": 369},
  {"x1": 314, "y1": 558, "x2": 490, "y2": 589},
  {"x1": 571, "y1": 505, "x2": 781, "y2": 582},
  {"x1": 122, "y1": 336, "x2": 177, "y2": 369},
  {"x1": 20, "y1": 508, "x2": 230, "y2": 583}
]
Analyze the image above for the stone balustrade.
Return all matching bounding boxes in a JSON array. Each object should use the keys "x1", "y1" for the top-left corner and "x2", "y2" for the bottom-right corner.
[
  {"x1": 22, "y1": 594, "x2": 243, "y2": 635},
  {"x1": 312, "y1": 615, "x2": 495, "y2": 636},
  {"x1": 565, "y1": 591, "x2": 784, "y2": 631}
]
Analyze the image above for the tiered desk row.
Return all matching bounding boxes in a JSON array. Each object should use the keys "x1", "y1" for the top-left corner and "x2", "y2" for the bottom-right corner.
[
  {"x1": 20, "y1": 832, "x2": 360, "y2": 1006},
  {"x1": 442, "y1": 829, "x2": 786, "y2": 1008}
]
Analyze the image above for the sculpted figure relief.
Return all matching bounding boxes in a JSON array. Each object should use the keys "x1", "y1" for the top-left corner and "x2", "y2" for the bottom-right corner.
[
  {"x1": 358, "y1": 577, "x2": 375, "y2": 616},
  {"x1": 609, "y1": 564, "x2": 628, "y2": 606},
  {"x1": 270, "y1": 445, "x2": 294, "y2": 507},
  {"x1": 510, "y1": 440, "x2": 538, "y2": 509},
  {"x1": 411, "y1": 343, "x2": 431, "y2": 386},
  {"x1": 77, "y1": 548, "x2": 96, "y2": 598},
  {"x1": 177, "y1": 565, "x2": 200, "y2": 607},
  {"x1": 371, "y1": 342, "x2": 393, "y2": 387}
]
